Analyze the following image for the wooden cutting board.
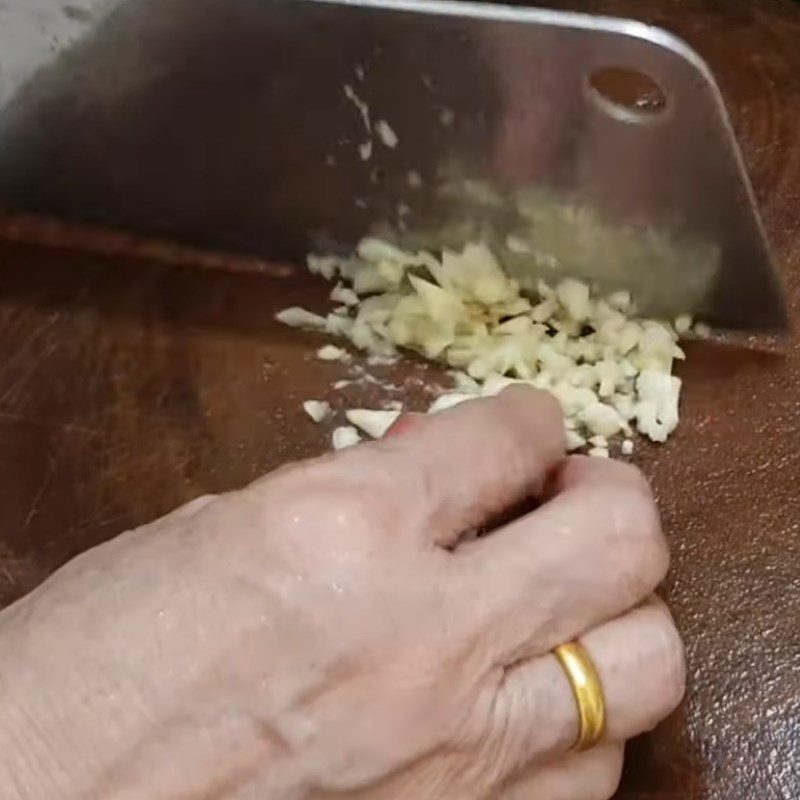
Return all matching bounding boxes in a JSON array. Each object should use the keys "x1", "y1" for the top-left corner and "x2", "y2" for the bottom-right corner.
[{"x1": 0, "y1": 1, "x2": 798, "y2": 797}]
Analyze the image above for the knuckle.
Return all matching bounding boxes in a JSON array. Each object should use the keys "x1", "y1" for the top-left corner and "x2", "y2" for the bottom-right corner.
[
  {"x1": 252, "y1": 464, "x2": 378, "y2": 537},
  {"x1": 496, "y1": 387, "x2": 567, "y2": 466},
  {"x1": 652, "y1": 608, "x2": 687, "y2": 712},
  {"x1": 633, "y1": 601, "x2": 686, "y2": 723},
  {"x1": 609, "y1": 468, "x2": 669, "y2": 585},
  {"x1": 306, "y1": 487, "x2": 374, "y2": 534},
  {"x1": 602, "y1": 457, "x2": 653, "y2": 498},
  {"x1": 502, "y1": 384, "x2": 565, "y2": 429},
  {"x1": 564, "y1": 458, "x2": 669, "y2": 599},
  {"x1": 589, "y1": 748, "x2": 625, "y2": 800},
  {"x1": 532, "y1": 385, "x2": 565, "y2": 422},
  {"x1": 498, "y1": 744, "x2": 624, "y2": 800}
]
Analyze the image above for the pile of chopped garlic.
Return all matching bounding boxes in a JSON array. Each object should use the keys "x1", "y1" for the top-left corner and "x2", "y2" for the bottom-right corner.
[{"x1": 279, "y1": 238, "x2": 703, "y2": 457}]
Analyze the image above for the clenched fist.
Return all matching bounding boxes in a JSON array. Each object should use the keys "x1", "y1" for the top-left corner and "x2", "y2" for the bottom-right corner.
[{"x1": 0, "y1": 387, "x2": 685, "y2": 800}]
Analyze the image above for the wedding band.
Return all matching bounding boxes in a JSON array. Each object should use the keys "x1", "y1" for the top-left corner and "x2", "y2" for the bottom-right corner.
[{"x1": 553, "y1": 641, "x2": 606, "y2": 752}]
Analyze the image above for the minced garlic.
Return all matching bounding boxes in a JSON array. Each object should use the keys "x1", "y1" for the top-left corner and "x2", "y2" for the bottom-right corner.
[{"x1": 284, "y1": 238, "x2": 703, "y2": 452}]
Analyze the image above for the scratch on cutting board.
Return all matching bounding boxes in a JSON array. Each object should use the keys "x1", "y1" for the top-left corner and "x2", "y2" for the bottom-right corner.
[
  {"x1": 0, "y1": 314, "x2": 61, "y2": 412},
  {"x1": 0, "y1": 411, "x2": 101, "y2": 436},
  {"x1": 0, "y1": 562, "x2": 15, "y2": 586},
  {"x1": 72, "y1": 513, "x2": 130, "y2": 536},
  {"x1": 23, "y1": 452, "x2": 58, "y2": 530}
]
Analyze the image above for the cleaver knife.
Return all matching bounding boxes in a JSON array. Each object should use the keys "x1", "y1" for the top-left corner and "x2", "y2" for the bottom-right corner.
[{"x1": 0, "y1": 0, "x2": 787, "y2": 330}]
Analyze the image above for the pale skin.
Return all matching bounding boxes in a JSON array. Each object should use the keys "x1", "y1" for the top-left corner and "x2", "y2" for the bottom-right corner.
[{"x1": 0, "y1": 386, "x2": 685, "y2": 800}]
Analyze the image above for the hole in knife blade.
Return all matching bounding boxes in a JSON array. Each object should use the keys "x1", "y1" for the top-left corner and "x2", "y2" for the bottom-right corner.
[{"x1": 587, "y1": 67, "x2": 667, "y2": 123}]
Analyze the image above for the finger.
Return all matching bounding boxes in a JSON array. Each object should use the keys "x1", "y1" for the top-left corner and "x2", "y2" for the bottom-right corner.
[
  {"x1": 148, "y1": 494, "x2": 218, "y2": 531},
  {"x1": 384, "y1": 412, "x2": 426, "y2": 439},
  {"x1": 339, "y1": 386, "x2": 566, "y2": 547},
  {"x1": 482, "y1": 597, "x2": 685, "y2": 779},
  {"x1": 169, "y1": 495, "x2": 217, "y2": 520},
  {"x1": 499, "y1": 743, "x2": 624, "y2": 800},
  {"x1": 455, "y1": 456, "x2": 668, "y2": 664}
]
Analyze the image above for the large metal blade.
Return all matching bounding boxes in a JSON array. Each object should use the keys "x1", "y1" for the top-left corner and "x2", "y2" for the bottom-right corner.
[{"x1": 0, "y1": 0, "x2": 787, "y2": 329}]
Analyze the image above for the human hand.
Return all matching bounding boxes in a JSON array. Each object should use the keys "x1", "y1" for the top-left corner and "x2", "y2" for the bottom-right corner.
[{"x1": 0, "y1": 387, "x2": 684, "y2": 800}]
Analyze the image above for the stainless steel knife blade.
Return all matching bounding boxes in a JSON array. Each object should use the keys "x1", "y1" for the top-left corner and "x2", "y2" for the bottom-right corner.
[{"x1": 0, "y1": 0, "x2": 787, "y2": 329}]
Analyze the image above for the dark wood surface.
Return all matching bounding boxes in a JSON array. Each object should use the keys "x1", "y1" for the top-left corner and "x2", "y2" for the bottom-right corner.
[{"x1": 0, "y1": 1, "x2": 799, "y2": 797}]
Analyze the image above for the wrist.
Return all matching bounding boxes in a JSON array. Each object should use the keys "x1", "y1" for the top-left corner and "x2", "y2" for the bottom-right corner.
[
  {"x1": 0, "y1": 627, "x2": 76, "y2": 800},
  {"x1": 0, "y1": 605, "x2": 306, "y2": 800}
]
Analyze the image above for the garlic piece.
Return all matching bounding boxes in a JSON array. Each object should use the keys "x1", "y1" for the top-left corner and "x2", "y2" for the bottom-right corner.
[
  {"x1": 427, "y1": 393, "x2": 475, "y2": 414},
  {"x1": 331, "y1": 284, "x2": 359, "y2": 306},
  {"x1": 276, "y1": 307, "x2": 327, "y2": 329},
  {"x1": 345, "y1": 409, "x2": 401, "y2": 439},
  {"x1": 581, "y1": 402, "x2": 624, "y2": 437},
  {"x1": 317, "y1": 345, "x2": 350, "y2": 362},
  {"x1": 635, "y1": 370, "x2": 681, "y2": 443},
  {"x1": 674, "y1": 314, "x2": 693, "y2": 336},
  {"x1": 375, "y1": 119, "x2": 398, "y2": 148},
  {"x1": 332, "y1": 426, "x2": 361, "y2": 450},
  {"x1": 566, "y1": 430, "x2": 586, "y2": 452},
  {"x1": 589, "y1": 446, "x2": 610, "y2": 458},
  {"x1": 558, "y1": 279, "x2": 591, "y2": 321},
  {"x1": 303, "y1": 401, "x2": 331, "y2": 423}
]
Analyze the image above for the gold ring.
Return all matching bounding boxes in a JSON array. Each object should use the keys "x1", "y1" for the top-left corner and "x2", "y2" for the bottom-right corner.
[{"x1": 553, "y1": 641, "x2": 606, "y2": 752}]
